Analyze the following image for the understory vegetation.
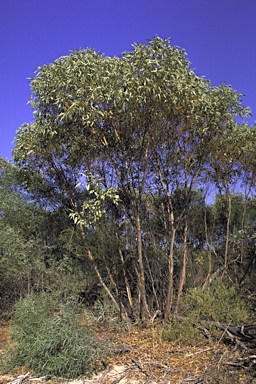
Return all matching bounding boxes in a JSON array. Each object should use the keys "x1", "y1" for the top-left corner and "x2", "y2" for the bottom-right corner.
[
  {"x1": 1, "y1": 37, "x2": 256, "y2": 379},
  {"x1": 3, "y1": 293, "x2": 111, "y2": 379}
]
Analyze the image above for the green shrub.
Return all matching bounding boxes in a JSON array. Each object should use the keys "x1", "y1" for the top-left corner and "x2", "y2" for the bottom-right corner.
[
  {"x1": 162, "y1": 280, "x2": 254, "y2": 345},
  {"x1": 182, "y1": 280, "x2": 252, "y2": 324},
  {"x1": 92, "y1": 297, "x2": 120, "y2": 323},
  {"x1": 162, "y1": 318, "x2": 202, "y2": 345},
  {"x1": 4, "y1": 293, "x2": 111, "y2": 379}
]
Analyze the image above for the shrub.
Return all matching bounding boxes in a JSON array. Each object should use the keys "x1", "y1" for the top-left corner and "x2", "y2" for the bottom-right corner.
[
  {"x1": 182, "y1": 280, "x2": 252, "y2": 324},
  {"x1": 92, "y1": 297, "x2": 120, "y2": 323},
  {"x1": 162, "y1": 318, "x2": 202, "y2": 345},
  {"x1": 162, "y1": 280, "x2": 254, "y2": 344},
  {"x1": 4, "y1": 292, "x2": 111, "y2": 379}
]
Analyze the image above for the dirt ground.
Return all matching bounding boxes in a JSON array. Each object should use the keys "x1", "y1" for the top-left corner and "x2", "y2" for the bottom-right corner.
[{"x1": 0, "y1": 321, "x2": 255, "y2": 383}]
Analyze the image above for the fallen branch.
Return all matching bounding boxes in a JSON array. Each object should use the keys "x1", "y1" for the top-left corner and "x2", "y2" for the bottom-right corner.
[
  {"x1": 200, "y1": 320, "x2": 256, "y2": 349},
  {"x1": 170, "y1": 313, "x2": 256, "y2": 374},
  {"x1": 109, "y1": 367, "x2": 132, "y2": 384},
  {"x1": 130, "y1": 358, "x2": 150, "y2": 377},
  {"x1": 178, "y1": 376, "x2": 204, "y2": 384},
  {"x1": 8, "y1": 372, "x2": 31, "y2": 384}
]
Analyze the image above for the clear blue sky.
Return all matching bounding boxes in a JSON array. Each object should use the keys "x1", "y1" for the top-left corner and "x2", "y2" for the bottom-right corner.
[{"x1": 1, "y1": 0, "x2": 255, "y2": 160}]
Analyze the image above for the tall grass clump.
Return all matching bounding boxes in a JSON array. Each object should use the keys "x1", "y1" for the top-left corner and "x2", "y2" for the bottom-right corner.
[{"x1": 4, "y1": 292, "x2": 111, "y2": 379}]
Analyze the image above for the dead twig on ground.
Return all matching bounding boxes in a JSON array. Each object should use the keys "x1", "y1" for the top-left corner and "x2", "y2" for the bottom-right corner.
[{"x1": 130, "y1": 358, "x2": 150, "y2": 377}]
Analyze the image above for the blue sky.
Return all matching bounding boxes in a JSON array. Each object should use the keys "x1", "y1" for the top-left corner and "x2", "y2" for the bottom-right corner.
[{"x1": 1, "y1": 0, "x2": 255, "y2": 160}]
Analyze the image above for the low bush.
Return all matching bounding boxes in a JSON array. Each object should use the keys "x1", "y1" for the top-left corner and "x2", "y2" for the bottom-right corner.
[
  {"x1": 162, "y1": 318, "x2": 202, "y2": 345},
  {"x1": 4, "y1": 292, "x2": 111, "y2": 379},
  {"x1": 162, "y1": 280, "x2": 254, "y2": 344},
  {"x1": 183, "y1": 280, "x2": 252, "y2": 324},
  {"x1": 92, "y1": 297, "x2": 120, "y2": 323}
]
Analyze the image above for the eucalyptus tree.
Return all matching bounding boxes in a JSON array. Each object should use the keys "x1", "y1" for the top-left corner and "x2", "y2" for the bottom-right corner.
[{"x1": 13, "y1": 37, "x2": 251, "y2": 322}]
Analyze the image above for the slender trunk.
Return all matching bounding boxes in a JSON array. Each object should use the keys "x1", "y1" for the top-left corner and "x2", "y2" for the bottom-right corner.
[
  {"x1": 175, "y1": 219, "x2": 188, "y2": 314},
  {"x1": 117, "y1": 245, "x2": 134, "y2": 316},
  {"x1": 101, "y1": 252, "x2": 129, "y2": 320},
  {"x1": 79, "y1": 224, "x2": 125, "y2": 318},
  {"x1": 144, "y1": 251, "x2": 160, "y2": 310},
  {"x1": 135, "y1": 210, "x2": 150, "y2": 323},
  {"x1": 157, "y1": 169, "x2": 176, "y2": 321},
  {"x1": 164, "y1": 224, "x2": 176, "y2": 321},
  {"x1": 87, "y1": 248, "x2": 122, "y2": 315},
  {"x1": 224, "y1": 192, "x2": 232, "y2": 270},
  {"x1": 240, "y1": 195, "x2": 248, "y2": 264},
  {"x1": 203, "y1": 204, "x2": 212, "y2": 287}
]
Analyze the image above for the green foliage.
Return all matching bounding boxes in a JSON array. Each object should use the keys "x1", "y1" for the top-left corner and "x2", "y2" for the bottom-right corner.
[
  {"x1": 13, "y1": 37, "x2": 250, "y2": 202},
  {"x1": 162, "y1": 281, "x2": 253, "y2": 344},
  {"x1": 183, "y1": 280, "x2": 251, "y2": 324},
  {"x1": 0, "y1": 225, "x2": 45, "y2": 280},
  {"x1": 0, "y1": 161, "x2": 47, "y2": 315},
  {"x1": 0, "y1": 159, "x2": 93, "y2": 316},
  {"x1": 162, "y1": 318, "x2": 202, "y2": 345},
  {"x1": 5, "y1": 293, "x2": 111, "y2": 379},
  {"x1": 70, "y1": 173, "x2": 120, "y2": 227},
  {"x1": 92, "y1": 297, "x2": 121, "y2": 324}
]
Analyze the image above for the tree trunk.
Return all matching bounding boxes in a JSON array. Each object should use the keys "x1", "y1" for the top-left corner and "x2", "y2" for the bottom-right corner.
[
  {"x1": 164, "y1": 224, "x2": 176, "y2": 321},
  {"x1": 175, "y1": 219, "x2": 188, "y2": 314},
  {"x1": 203, "y1": 204, "x2": 212, "y2": 287},
  {"x1": 158, "y1": 169, "x2": 176, "y2": 321},
  {"x1": 134, "y1": 210, "x2": 150, "y2": 323},
  {"x1": 117, "y1": 243, "x2": 134, "y2": 317},
  {"x1": 224, "y1": 192, "x2": 232, "y2": 270}
]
